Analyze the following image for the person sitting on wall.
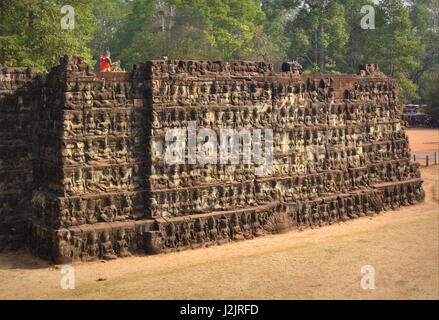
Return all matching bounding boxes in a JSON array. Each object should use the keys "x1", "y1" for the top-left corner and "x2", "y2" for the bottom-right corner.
[{"x1": 100, "y1": 51, "x2": 112, "y2": 72}]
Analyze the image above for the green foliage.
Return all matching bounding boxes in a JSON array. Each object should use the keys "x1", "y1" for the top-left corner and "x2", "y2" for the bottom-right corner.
[
  {"x1": 397, "y1": 72, "x2": 420, "y2": 101},
  {"x1": 108, "y1": 0, "x2": 159, "y2": 69},
  {"x1": 89, "y1": 0, "x2": 133, "y2": 66},
  {"x1": 284, "y1": 0, "x2": 349, "y2": 73},
  {"x1": 109, "y1": 0, "x2": 276, "y2": 70},
  {"x1": 303, "y1": 64, "x2": 321, "y2": 74},
  {"x1": 0, "y1": 0, "x2": 437, "y2": 104},
  {"x1": 371, "y1": 0, "x2": 422, "y2": 75},
  {"x1": 361, "y1": 0, "x2": 424, "y2": 100},
  {"x1": 424, "y1": 76, "x2": 439, "y2": 116},
  {"x1": 0, "y1": 0, "x2": 96, "y2": 72},
  {"x1": 408, "y1": 2, "x2": 439, "y2": 103},
  {"x1": 173, "y1": 0, "x2": 267, "y2": 60},
  {"x1": 338, "y1": 0, "x2": 376, "y2": 73}
]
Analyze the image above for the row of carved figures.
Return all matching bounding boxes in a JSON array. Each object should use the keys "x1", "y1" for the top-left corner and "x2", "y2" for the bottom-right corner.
[
  {"x1": 29, "y1": 180, "x2": 424, "y2": 262},
  {"x1": 43, "y1": 142, "x2": 415, "y2": 196},
  {"x1": 151, "y1": 183, "x2": 423, "y2": 253},
  {"x1": 150, "y1": 77, "x2": 396, "y2": 102},
  {"x1": 149, "y1": 153, "x2": 416, "y2": 190},
  {"x1": 149, "y1": 163, "x2": 420, "y2": 217},
  {"x1": 39, "y1": 125, "x2": 409, "y2": 167},
  {"x1": 48, "y1": 142, "x2": 413, "y2": 197},
  {"x1": 33, "y1": 159, "x2": 420, "y2": 228},
  {"x1": 150, "y1": 106, "x2": 402, "y2": 131},
  {"x1": 39, "y1": 103, "x2": 403, "y2": 140}
]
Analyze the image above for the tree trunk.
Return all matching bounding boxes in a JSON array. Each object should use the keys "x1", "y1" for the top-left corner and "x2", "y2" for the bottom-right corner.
[
  {"x1": 319, "y1": 19, "x2": 325, "y2": 73},
  {"x1": 314, "y1": 30, "x2": 318, "y2": 69},
  {"x1": 318, "y1": 8, "x2": 325, "y2": 73}
]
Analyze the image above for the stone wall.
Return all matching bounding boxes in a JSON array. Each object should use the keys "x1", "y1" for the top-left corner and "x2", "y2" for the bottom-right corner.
[
  {"x1": 0, "y1": 67, "x2": 41, "y2": 249},
  {"x1": 28, "y1": 55, "x2": 152, "y2": 261},
  {"x1": 0, "y1": 55, "x2": 424, "y2": 262},
  {"x1": 140, "y1": 60, "x2": 424, "y2": 255}
]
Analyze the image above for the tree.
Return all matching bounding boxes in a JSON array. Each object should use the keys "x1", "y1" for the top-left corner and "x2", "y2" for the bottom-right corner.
[
  {"x1": 109, "y1": 0, "x2": 220, "y2": 69},
  {"x1": 365, "y1": 0, "x2": 424, "y2": 100},
  {"x1": 0, "y1": 0, "x2": 96, "y2": 72},
  {"x1": 108, "y1": 0, "x2": 157, "y2": 69},
  {"x1": 408, "y1": 2, "x2": 439, "y2": 103},
  {"x1": 110, "y1": 0, "x2": 281, "y2": 70},
  {"x1": 339, "y1": 0, "x2": 376, "y2": 74},
  {"x1": 407, "y1": 0, "x2": 439, "y2": 27},
  {"x1": 260, "y1": 0, "x2": 301, "y2": 66},
  {"x1": 169, "y1": 0, "x2": 273, "y2": 61},
  {"x1": 424, "y1": 76, "x2": 439, "y2": 116},
  {"x1": 147, "y1": 6, "x2": 224, "y2": 61},
  {"x1": 284, "y1": 0, "x2": 349, "y2": 73},
  {"x1": 89, "y1": 0, "x2": 133, "y2": 67}
]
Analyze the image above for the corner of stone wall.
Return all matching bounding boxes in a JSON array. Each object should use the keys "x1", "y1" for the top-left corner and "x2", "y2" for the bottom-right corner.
[{"x1": 0, "y1": 66, "x2": 41, "y2": 250}]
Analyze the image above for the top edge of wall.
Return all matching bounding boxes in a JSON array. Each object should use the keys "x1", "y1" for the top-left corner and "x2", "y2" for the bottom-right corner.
[
  {"x1": 0, "y1": 67, "x2": 39, "y2": 75},
  {"x1": 7, "y1": 55, "x2": 395, "y2": 83}
]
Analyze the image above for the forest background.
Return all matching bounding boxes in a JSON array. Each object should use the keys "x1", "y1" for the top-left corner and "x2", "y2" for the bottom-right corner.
[{"x1": 1, "y1": 0, "x2": 437, "y2": 112}]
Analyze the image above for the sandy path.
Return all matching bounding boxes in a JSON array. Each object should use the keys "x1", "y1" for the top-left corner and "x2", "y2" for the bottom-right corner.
[
  {"x1": 406, "y1": 128, "x2": 439, "y2": 154},
  {"x1": 0, "y1": 165, "x2": 437, "y2": 300}
]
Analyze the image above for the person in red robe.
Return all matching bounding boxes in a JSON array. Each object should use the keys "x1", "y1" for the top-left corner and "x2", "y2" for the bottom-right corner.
[{"x1": 100, "y1": 52, "x2": 112, "y2": 72}]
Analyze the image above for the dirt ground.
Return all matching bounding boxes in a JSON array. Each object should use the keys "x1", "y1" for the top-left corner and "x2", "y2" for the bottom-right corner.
[
  {"x1": 406, "y1": 128, "x2": 439, "y2": 154},
  {"x1": 0, "y1": 130, "x2": 438, "y2": 300}
]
